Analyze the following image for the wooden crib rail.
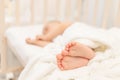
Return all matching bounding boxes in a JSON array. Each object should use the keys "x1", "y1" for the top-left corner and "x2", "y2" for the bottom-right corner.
[
  {"x1": 2, "y1": 0, "x2": 120, "y2": 27},
  {"x1": 55, "y1": 0, "x2": 60, "y2": 20},
  {"x1": 102, "y1": 0, "x2": 113, "y2": 28},
  {"x1": 30, "y1": 0, "x2": 34, "y2": 24},
  {"x1": 0, "y1": 0, "x2": 17, "y2": 73},
  {"x1": 75, "y1": 0, "x2": 82, "y2": 21},
  {"x1": 15, "y1": 0, "x2": 20, "y2": 25},
  {"x1": 0, "y1": 0, "x2": 22, "y2": 73},
  {"x1": 0, "y1": 0, "x2": 7, "y2": 73},
  {"x1": 114, "y1": 1, "x2": 120, "y2": 26}
]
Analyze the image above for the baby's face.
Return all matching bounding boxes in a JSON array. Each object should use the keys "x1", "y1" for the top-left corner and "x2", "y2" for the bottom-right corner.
[{"x1": 43, "y1": 22, "x2": 61, "y2": 35}]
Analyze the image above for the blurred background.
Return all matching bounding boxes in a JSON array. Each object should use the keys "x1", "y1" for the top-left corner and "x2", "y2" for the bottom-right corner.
[{"x1": 4, "y1": 0, "x2": 120, "y2": 27}]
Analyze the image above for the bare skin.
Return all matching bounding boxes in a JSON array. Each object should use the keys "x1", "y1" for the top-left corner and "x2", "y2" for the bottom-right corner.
[
  {"x1": 26, "y1": 21, "x2": 72, "y2": 47},
  {"x1": 56, "y1": 41, "x2": 95, "y2": 70},
  {"x1": 26, "y1": 38, "x2": 51, "y2": 47}
]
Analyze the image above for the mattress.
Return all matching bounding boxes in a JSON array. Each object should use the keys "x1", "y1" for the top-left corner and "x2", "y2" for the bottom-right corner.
[{"x1": 5, "y1": 24, "x2": 45, "y2": 66}]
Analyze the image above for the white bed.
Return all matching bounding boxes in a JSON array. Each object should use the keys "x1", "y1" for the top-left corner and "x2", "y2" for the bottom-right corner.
[
  {"x1": 17, "y1": 23, "x2": 120, "y2": 80},
  {"x1": 5, "y1": 25, "x2": 45, "y2": 66}
]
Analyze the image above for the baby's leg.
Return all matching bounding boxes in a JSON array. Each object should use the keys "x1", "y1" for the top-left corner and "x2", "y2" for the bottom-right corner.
[
  {"x1": 57, "y1": 54, "x2": 89, "y2": 70},
  {"x1": 63, "y1": 42, "x2": 95, "y2": 59},
  {"x1": 26, "y1": 38, "x2": 50, "y2": 47}
]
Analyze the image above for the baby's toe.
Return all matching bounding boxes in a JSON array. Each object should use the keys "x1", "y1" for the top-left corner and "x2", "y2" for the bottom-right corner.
[
  {"x1": 70, "y1": 41, "x2": 77, "y2": 46},
  {"x1": 57, "y1": 61, "x2": 64, "y2": 70},
  {"x1": 56, "y1": 54, "x2": 63, "y2": 60},
  {"x1": 56, "y1": 54, "x2": 64, "y2": 70}
]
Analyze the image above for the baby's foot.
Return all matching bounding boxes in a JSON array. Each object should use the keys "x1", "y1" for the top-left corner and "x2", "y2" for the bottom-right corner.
[
  {"x1": 56, "y1": 41, "x2": 95, "y2": 70},
  {"x1": 63, "y1": 42, "x2": 95, "y2": 59},
  {"x1": 56, "y1": 54, "x2": 89, "y2": 70}
]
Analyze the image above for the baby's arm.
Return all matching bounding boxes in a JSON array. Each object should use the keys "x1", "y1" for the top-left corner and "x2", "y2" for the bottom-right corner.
[
  {"x1": 44, "y1": 22, "x2": 72, "y2": 41},
  {"x1": 26, "y1": 21, "x2": 72, "y2": 47}
]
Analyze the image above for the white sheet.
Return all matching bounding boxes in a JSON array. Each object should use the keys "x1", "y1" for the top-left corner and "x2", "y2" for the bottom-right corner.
[
  {"x1": 18, "y1": 23, "x2": 120, "y2": 80},
  {"x1": 5, "y1": 24, "x2": 45, "y2": 66}
]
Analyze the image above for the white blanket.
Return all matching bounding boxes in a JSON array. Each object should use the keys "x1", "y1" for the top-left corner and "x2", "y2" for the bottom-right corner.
[{"x1": 18, "y1": 23, "x2": 120, "y2": 80}]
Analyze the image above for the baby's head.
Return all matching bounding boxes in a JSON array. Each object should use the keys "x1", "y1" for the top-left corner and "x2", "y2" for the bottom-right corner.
[{"x1": 43, "y1": 21, "x2": 61, "y2": 35}]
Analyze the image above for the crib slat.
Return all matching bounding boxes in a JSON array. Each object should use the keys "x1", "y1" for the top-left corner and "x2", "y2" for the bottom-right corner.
[
  {"x1": 31, "y1": 0, "x2": 34, "y2": 24},
  {"x1": 55, "y1": 0, "x2": 60, "y2": 20},
  {"x1": 0, "y1": 0, "x2": 5, "y2": 27},
  {"x1": 43, "y1": 0, "x2": 48, "y2": 23},
  {"x1": 92, "y1": 0, "x2": 99, "y2": 25},
  {"x1": 15, "y1": 0, "x2": 20, "y2": 25},
  {"x1": 82, "y1": 0, "x2": 89, "y2": 22},
  {"x1": 102, "y1": 0, "x2": 112, "y2": 28},
  {"x1": 65, "y1": 0, "x2": 71, "y2": 21},
  {"x1": 0, "y1": 38, "x2": 7, "y2": 73},
  {"x1": 0, "y1": 0, "x2": 7, "y2": 72},
  {"x1": 114, "y1": 2, "x2": 120, "y2": 27},
  {"x1": 75, "y1": 0, "x2": 82, "y2": 21}
]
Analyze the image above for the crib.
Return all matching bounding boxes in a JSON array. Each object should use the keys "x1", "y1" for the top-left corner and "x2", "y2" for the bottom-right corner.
[{"x1": 0, "y1": 0, "x2": 120, "y2": 74}]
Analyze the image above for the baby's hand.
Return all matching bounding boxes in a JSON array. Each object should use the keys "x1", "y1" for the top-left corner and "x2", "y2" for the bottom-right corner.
[{"x1": 36, "y1": 35, "x2": 45, "y2": 40}]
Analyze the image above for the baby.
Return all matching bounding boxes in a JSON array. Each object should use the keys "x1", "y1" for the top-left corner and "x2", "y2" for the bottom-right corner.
[
  {"x1": 26, "y1": 21, "x2": 68, "y2": 47},
  {"x1": 26, "y1": 21, "x2": 95, "y2": 70}
]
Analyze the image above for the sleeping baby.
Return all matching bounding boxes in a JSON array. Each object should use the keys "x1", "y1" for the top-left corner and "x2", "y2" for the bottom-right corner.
[
  {"x1": 26, "y1": 21, "x2": 107, "y2": 70},
  {"x1": 26, "y1": 20, "x2": 69, "y2": 47}
]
